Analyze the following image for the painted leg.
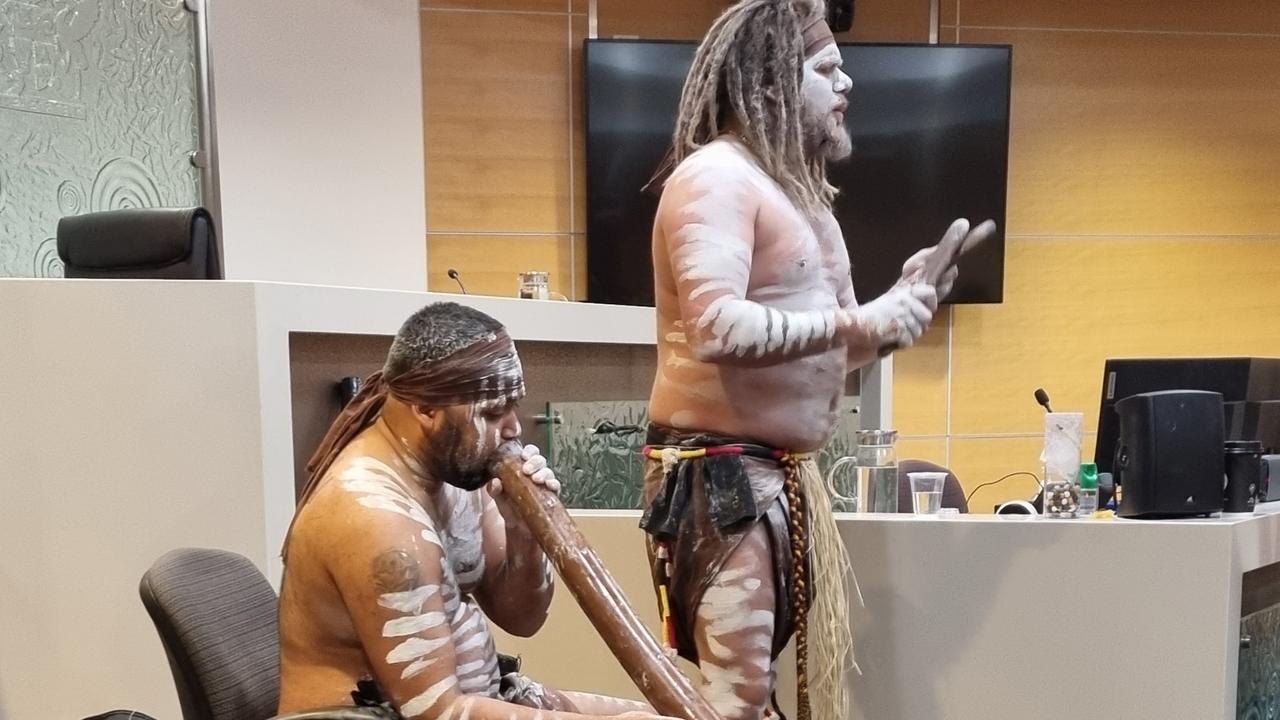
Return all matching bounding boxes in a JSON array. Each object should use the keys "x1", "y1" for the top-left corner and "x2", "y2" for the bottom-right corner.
[{"x1": 692, "y1": 522, "x2": 777, "y2": 720}]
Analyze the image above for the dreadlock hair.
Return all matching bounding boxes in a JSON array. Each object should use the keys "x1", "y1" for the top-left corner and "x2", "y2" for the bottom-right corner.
[{"x1": 672, "y1": 0, "x2": 837, "y2": 216}]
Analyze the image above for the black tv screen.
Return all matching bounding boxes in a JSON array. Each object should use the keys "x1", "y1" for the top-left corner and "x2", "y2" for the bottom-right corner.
[{"x1": 584, "y1": 40, "x2": 1011, "y2": 306}]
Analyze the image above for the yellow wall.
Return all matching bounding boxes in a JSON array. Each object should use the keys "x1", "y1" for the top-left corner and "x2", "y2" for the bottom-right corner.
[
  {"x1": 896, "y1": 1, "x2": 1280, "y2": 510},
  {"x1": 422, "y1": 1, "x2": 1280, "y2": 507}
]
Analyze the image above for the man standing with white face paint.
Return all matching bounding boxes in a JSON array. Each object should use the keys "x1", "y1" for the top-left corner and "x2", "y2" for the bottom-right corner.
[
  {"x1": 640, "y1": 2, "x2": 971, "y2": 719},
  {"x1": 279, "y1": 302, "x2": 677, "y2": 720}
]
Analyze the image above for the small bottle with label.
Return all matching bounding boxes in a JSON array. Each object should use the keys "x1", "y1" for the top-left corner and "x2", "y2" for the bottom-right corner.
[{"x1": 1077, "y1": 463, "x2": 1099, "y2": 518}]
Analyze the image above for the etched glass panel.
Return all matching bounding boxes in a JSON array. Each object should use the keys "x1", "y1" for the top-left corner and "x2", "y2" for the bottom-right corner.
[
  {"x1": 1238, "y1": 603, "x2": 1280, "y2": 719},
  {"x1": 545, "y1": 398, "x2": 861, "y2": 510},
  {"x1": 546, "y1": 399, "x2": 649, "y2": 510},
  {"x1": 0, "y1": 0, "x2": 201, "y2": 277}
]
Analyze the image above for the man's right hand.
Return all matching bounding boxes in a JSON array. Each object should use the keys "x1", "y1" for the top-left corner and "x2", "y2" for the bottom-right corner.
[{"x1": 843, "y1": 283, "x2": 938, "y2": 349}]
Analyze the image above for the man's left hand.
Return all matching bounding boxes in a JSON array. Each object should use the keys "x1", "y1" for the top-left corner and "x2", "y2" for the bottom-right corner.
[{"x1": 487, "y1": 444, "x2": 561, "y2": 524}]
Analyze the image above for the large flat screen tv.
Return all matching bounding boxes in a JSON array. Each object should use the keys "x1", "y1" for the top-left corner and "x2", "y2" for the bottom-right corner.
[{"x1": 584, "y1": 40, "x2": 1011, "y2": 306}]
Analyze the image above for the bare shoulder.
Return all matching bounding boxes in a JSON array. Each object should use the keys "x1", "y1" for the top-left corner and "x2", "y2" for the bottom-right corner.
[
  {"x1": 289, "y1": 455, "x2": 444, "y2": 576},
  {"x1": 666, "y1": 139, "x2": 762, "y2": 192}
]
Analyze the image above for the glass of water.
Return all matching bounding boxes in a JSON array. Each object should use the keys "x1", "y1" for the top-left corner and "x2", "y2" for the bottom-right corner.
[{"x1": 908, "y1": 472, "x2": 947, "y2": 515}]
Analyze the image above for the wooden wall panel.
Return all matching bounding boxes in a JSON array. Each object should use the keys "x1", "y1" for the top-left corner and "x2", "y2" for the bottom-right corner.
[
  {"x1": 968, "y1": 27, "x2": 1280, "y2": 237},
  {"x1": 596, "y1": 0, "x2": 727, "y2": 40},
  {"x1": 426, "y1": 234, "x2": 580, "y2": 299},
  {"x1": 953, "y1": 0, "x2": 1280, "y2": 34},
  {"x1": 598, "y1": 0, "x2": 930, "y2": 42},
  {"x1": 948, "y1": 436, "x2": 1046, "y2": 512},
  {"x1": 423, "y1": 10, "x2": 573, "y2": 233},
  {"x1": 843, "y1": 0, "x2": 930, "y2": 42},
  {"x1": 426, "y1": 0, "x2": 571, "y2": 11},
  {"x1": 571, "y1": 13, "x2": 588, "y2": 234},
  {"x1": 893, "y1": 307, "x2": 952, "y2": 437},
  {"x1": 949, "y1": 236, "x2": 1280, "y2": 437}
]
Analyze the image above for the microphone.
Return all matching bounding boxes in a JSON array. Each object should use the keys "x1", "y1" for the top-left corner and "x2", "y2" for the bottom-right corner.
[
  {"x1": 447, "y1": 268, "x2": 468, "y2": 295},
  {"x1": 1034, "y1": 388, "x2": 1054, "y2": 414}
]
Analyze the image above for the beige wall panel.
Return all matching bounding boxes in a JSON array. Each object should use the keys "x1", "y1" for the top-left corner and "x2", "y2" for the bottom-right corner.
[
  {"x1": 967, "y1": 28, "x2": 1280, "y2": 237},
  {"x1": 597, "y1": 0, "x2": 728, "y2": 39},
  {"x1": 423, "y1": 11, "x2": 573, "y2": 232},
  {"x1": 427, "y1": 233, "x2": 580, "y2": 298},
  {"x1": 422, "y1": 0, "x2": 573, "y2": 13},
  {"x1": 893, "y1": 307, "x2": 952, "y2": 437},
  {"x1": 948, "y1": 436, "x2": 1046, "y2": 512},
  {"x1": 954, "y1": 0, "x2": 1280, "y2": 34},
  {"x1": 949, "y1": 237, "x2": 1280, "y2": 437}
]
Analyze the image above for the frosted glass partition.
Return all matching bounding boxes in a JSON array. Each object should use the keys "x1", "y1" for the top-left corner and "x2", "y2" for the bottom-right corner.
[{"x1": 0, "y1": 0, "x2": 202, "y2": 277}]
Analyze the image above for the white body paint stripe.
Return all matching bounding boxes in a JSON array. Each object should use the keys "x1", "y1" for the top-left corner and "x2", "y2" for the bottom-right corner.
[
  {"x1": 401, "y1": 657, "x2": 439, "y2": 680},
  {"x1": 377, "y1": 585, "x2": 440, "y2": 614},
  {"x1": 386, "y1": 636, "x2": 450, "y2": 664},
  {"x1": 382, "y1": 612, "x2": 447, "y2": 637},
  {"x1": 400, "y1": 676, "x2": 456, "y2": 717}
]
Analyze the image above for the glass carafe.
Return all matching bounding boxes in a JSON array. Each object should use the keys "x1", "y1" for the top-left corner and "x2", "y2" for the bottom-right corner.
[{"x1": 826, "y1": 429, "x2": 899, "y2": 513}]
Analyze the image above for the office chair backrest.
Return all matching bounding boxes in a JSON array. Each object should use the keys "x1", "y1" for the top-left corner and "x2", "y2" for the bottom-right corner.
[
  {"x1": 58, "y1": 207, "x2": 222, "y2": 279},
  {"x1": 897, "y1": 459, "x2": 969, "y2": 513},
  {"x1": 139, "y1": 548, "x2": 280, "y2": 720}
]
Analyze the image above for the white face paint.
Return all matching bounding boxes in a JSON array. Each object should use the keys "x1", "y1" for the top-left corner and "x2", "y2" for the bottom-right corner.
[{"x1": 801, "y1": 44, "x2": 853, "y2": 162}]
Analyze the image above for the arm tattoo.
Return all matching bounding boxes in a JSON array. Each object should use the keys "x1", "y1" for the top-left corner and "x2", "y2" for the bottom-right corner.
[{"x1": 372, "y1": 549, "x2": 421, "y2": 594}]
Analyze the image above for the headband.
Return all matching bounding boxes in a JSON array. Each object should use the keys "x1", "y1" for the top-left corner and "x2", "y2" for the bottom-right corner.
[
  {"x1": 296, "y1": 330, "x2": 525, "y2": 516},
  {"x1": 801, "y1": 15, "x2": 836, "y2": 58}
]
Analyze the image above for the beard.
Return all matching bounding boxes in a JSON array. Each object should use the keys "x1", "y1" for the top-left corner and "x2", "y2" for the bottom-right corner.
[
  {"x1": 423, "y1": 411, "x2": 494, "y2": 491},
  {"x1": 802, "y1": 105, "x2": 853, "y2": 163}
]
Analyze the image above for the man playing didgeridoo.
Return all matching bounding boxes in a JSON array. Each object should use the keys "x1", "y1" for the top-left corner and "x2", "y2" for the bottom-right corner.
[
  {"x1": 279, "y1": 302, "x2": 677, "y2": 720},
  {"x1": 640, "y1": 2, "x2": 980, "y2": 718}
]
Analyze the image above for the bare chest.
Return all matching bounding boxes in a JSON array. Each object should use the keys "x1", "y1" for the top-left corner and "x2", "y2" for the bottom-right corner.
[
  {"x1": 434, "y1": 488, "x2": 487, "y2": 593},
  {"x1": 749, "y1": 196, "x2": 850, "y2": 300}
]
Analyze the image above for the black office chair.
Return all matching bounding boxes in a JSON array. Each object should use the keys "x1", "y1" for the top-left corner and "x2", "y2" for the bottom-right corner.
[
  {"x1": 140, "y1": 548, "x2": 391, "y2": 720},
  {"x1": 57, "y1": 207, "x2": 222, "y2": 279}
]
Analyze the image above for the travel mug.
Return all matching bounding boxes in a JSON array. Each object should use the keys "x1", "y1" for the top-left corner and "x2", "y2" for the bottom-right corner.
[{"x1": 1224, "y1": 440, "x2": 1264, "y2": 514}]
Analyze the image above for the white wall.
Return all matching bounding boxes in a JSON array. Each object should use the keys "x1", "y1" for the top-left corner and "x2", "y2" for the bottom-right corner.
[
  {"x1": 207, "y1": 0, "x2": 427, "y2": 290},
  {"x1": 0, "y1": 281, "x2": 270, "y2": 720}
]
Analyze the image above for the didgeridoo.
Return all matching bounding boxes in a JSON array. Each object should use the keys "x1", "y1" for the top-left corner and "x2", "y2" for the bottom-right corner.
[{"x1": 491, "y1": 442, "x2": 723, "y2": 720}]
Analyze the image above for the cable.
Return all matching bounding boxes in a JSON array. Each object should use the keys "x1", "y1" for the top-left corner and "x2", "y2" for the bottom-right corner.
[{"x1": 965, "y1": 471, "x2": 1041, "y2": 505}]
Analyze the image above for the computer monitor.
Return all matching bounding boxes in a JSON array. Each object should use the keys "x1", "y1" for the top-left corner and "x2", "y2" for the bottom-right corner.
[{"x1": 1093, "y1": 358, "x2": 1280, "y2": 475}]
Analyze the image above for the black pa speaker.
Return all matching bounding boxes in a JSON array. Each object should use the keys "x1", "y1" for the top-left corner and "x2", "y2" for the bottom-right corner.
[{"x1": 1115, "y1": 390, "x2": 1225, "y2": 518}]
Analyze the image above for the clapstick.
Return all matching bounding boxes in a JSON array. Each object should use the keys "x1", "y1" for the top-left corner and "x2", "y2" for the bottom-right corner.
[
  {"x1": 876, "y1": 218, "x2": 998, "y2": 357},
  {"x1": 490, "y1": 442, "x2": 722, "y2": 720}
]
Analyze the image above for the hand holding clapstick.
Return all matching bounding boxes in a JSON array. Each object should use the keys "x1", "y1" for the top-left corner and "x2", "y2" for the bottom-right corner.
[
  {"x1": 489, "y1": 442, "x2": 723, "y2": 720},
  {"x1": 877, "y1": 218, "x2": 998, "y2": 357}
]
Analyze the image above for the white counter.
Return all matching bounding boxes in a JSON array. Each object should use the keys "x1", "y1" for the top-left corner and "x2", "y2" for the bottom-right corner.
[
  {"x1": 829, "y1": 507, "x2": 1280, "y2": 720},
  {"x1": 519, "y1": 510, "x2": 1280, "y2": 720}
]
